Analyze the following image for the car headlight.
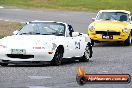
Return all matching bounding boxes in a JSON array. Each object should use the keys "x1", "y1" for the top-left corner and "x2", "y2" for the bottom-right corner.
[
  {"x1": 0, "y1": 45, "x2": 6, "y2": 48},
  {"x1": 89, "y1": 26, "x2": 95, "y2": 32},
  {"x1": 122, "y1": 28, "x2": 129, "y2": 33}
]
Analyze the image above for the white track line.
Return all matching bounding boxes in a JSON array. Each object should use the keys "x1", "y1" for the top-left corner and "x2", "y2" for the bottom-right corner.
[
  {"x1": 0, "y1": 6, "x2": 4, "y2": 9},
  {"x1": 28, "y1": 76, "x2": 52, "y2": 80},
  {"x1": 28, "y1": 86, "x2": 50, "y2": 88}
]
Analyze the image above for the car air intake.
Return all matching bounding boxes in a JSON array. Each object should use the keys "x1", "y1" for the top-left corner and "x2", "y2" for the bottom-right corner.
[
  {"x1": 6, "y1": 54, "x2": 34, "y2": 59},
  {"x1": 96, "y1": 31, "x2": 120, "y2": 35}
]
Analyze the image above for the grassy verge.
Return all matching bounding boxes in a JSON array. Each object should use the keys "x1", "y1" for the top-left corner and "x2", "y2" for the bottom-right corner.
[
  {"x1": 0, "y1": 21, "x2": 22, "y2": 39},
  {"x1": 0, "y1": 0, "x2": 132, "y2": 11}
]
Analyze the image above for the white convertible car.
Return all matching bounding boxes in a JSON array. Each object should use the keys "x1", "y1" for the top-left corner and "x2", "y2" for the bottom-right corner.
[{"x1": 0, "y1": 21, "x2": 92, "y2": 66}]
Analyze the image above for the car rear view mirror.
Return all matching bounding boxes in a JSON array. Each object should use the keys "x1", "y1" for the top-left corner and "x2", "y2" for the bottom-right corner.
[{"x1": 72, "y1": 32, "x2": 80, "y2": 37}]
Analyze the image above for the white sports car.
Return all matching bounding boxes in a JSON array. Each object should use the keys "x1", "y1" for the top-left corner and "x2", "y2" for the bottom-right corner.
[{"x1": 0, "y1": 21, "x2": 92, "y2": 66}]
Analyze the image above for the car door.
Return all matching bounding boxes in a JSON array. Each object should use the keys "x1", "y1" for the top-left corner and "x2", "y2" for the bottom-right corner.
[
  {"x1": 64, "y1": 37, "x2": 76, "y2": 58},
  {"x1": 64, "y1": 25, "x2": 85, "y2": 58},
  {"x1": 63, "y1": 25, "x2": 75, "y2": 58},
  {"x1": 65, "y1": 36, "x2": 83, "y2": 57},
  {"x1": 73, "y1": 35, "x2": 85, "y2": 57}
]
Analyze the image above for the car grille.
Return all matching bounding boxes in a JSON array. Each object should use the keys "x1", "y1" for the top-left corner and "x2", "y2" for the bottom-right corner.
[
  {"x1": 6, "y1": 54, "x2": 34, "y2": 59},
  {"x1": 96, "y1": 31, "x2": 120, "y2": 35}
]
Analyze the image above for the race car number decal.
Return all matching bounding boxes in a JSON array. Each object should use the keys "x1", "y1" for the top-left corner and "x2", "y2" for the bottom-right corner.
[{"x1": 75, "y1": 41, "x2": 80, "y2": 49}]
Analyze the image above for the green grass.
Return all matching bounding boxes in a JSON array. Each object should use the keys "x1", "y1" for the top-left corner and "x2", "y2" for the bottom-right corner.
[
  {"x1": 0, "y1": 21, "x2": 22, "y2": 39},
  {"x1": 0, "y1": 0, "x2": 132, "y2": 12}
]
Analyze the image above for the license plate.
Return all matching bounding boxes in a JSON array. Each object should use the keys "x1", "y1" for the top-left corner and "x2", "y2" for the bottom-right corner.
[
  {"x1": 11, "y1": 49, "x2": 26, "y2": 54},
  {"x1": 102, "y1": 35, "x2": 113, "y2": 39}
]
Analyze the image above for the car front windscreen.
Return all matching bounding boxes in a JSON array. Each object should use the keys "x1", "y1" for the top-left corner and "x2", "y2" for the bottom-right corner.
[
  {"x1": 18, "y1": 22, "x2": 65, "y2": 36},
  {"x1": 96, "y1": 12, "x2": 129, "y2": 21}
]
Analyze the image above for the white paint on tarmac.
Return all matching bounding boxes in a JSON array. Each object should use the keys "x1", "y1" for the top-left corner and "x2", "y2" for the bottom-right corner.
[
  {"x1": 102, "y1": 71, "x2": 108, "y2": 73},
  {"x1": 28, "y1": 86, "x2": 50, "y2": 88},
  {"x1": 28, "y1": 76, "x2": 52, "y2": 80},
  {"x1": 0, "y1": 18, "x2": 25, "y2": 23},
  {"x1": 4, "y1": 19, "x2": 9, "y2": 21},
  {"x1": 0, "y1": 6, "x2": 4, "y2": 9}
]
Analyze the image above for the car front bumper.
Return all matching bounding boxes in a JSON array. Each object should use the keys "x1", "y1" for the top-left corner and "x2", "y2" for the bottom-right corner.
[
  {"x1": 89, "y1": 34, "x2": 129, "y2": 42},
  {"x1": 0, "y1": 48, "x2": 55, "y2": 62}
]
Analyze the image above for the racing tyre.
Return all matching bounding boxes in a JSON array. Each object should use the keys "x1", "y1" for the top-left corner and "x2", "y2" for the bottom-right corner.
[
  {"x1": 91, "y1": 39, "x2": 94, "y2": 46},
  {"x1": 52, "y1": 48, "x2": 63, "y2": 66},
  {"x1": 124, "y1": 35, "x2": 131, "y2": 46},
  {"x1": 0, "y1": 63, "x2": 8, "y2": 66},
  {"x1": 79, "y1": 42, "x2": 92, "y2": 62}
]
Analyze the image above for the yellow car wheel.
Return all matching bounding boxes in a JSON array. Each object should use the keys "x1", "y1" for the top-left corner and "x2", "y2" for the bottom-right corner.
[{"x1": 124, "y1": 34, "x2": 131, "y2": 46}]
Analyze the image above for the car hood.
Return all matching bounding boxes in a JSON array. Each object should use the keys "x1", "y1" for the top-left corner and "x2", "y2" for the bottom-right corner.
[
  {"x1": 93, "y1": 20, "x2": 129, "y2": 31},
  {"x1": 0, "y1": 35, "x2": 63, "y2": 49}
]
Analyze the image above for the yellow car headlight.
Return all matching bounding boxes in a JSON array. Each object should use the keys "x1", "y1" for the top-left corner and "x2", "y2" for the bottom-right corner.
[
  {"x1": 122, "y1": 28, "x2": 128, "y2": 33},
  {"x1": 89, "y1": 26, "x2": 95, "y2": 32}
]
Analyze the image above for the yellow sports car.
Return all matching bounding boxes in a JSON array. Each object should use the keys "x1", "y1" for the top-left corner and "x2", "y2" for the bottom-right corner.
[{"x1": 88, "y1": 10, "x2": 132, "y2": 46}]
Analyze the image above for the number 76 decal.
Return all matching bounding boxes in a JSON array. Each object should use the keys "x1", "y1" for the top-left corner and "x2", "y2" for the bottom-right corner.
[{"x1": 75, "y1": 41, "x2": 80, "y2": 49}]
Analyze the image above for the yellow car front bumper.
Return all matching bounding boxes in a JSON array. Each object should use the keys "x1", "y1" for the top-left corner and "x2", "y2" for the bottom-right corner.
[{"x1": 89, "y1": 33, "x2": 129, "y2": 42}]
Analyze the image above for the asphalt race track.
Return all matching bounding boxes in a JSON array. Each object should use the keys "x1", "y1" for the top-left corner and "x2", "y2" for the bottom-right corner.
[{"x1": 0, "y1": 8, "x2": 132, "y2": 88}]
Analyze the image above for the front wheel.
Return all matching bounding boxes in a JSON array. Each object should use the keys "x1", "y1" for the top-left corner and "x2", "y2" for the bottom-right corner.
[
  {"x1": 51, "y1": 48, "x2": 63, "y2": 66},
  {"x1": 79, "y1": 42, "x2": 92, "y2": 62},
  {"x1": 124, "y1": 35, "x2": 131, "y2": 46}
]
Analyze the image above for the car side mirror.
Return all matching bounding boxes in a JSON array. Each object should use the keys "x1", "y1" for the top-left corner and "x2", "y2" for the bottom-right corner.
[
  {"x1": 128, "y1": 16, "x2": 131, "y2": 21},
  {"x1": 92, "y1": 18, "x2": 96, "y2": 21},
  {"x1": 72, "y1": 32, "x2": 80, "y2": 37},
  {"x1": 13, "y1": 30, "x2": 19, "y2": 35}
]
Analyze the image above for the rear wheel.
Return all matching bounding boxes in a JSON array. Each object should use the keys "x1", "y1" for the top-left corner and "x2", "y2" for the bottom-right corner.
[
  {"x1": 52, "y1": 48, "x2": 64, "y2": 66},
  {"x1": 124, "y1": 34, "x2": 131, "y2": 46},
  {"x1": 79, "y1": 42, "x2": 92, "y2": 62}
]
